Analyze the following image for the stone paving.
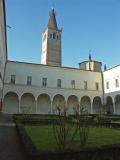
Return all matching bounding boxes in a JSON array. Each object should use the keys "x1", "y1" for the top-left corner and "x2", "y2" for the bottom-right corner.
[{"x1": 0, "y1": 113, "x2": 30, "y2": 160}]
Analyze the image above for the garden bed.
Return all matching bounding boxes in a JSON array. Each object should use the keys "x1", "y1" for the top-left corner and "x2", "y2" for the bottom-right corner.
[
  {"x1": 24, "y1": 125, "x2": 120, "y2": 151},
  {"x1": 14, "y1": 113, "x2": 120, "y2": 160},
  {"x1": 16, "y1": 122, "x2": 120, "y2": 160}
]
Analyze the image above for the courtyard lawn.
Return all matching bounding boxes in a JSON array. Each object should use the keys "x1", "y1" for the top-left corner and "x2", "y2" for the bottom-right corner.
[{"x1": 24, "y1": 125, "x2": 120, "y2": 152}]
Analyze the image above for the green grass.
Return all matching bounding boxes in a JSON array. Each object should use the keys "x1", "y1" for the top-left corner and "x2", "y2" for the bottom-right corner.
[
  {"x1": 24, "y1": 125, "x2": 120, "y2": 152},
  {"x1": 24, "y1": 125, "x2": 56, "y2": 152},
  {"x1": 88, "y1": 127, "x2": 120, "y2": 146}
]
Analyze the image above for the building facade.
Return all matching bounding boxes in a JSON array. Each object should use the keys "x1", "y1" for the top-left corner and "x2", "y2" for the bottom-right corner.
[
  {"x1": 103, "y1": 65, "x2": 120, "y2": 114},
  {"x1": 0, "y1": 0, "x2": 7, "y2": 108},
  {"x1": 1, "y1": 1, "x2": 120, "y2": 115},
  {"x1": 3, "y1": 61, "x2": 103, "y2": 114}
]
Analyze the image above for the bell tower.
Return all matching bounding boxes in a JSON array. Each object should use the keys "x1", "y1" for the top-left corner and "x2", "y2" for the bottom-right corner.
[{"x1": 41, "y1": 9, "x2": 62, "y2": 67}]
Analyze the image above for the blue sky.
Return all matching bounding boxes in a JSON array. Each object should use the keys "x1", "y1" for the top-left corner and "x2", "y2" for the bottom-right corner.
[{"x1": 6, "y1": 0, "x2": 120, "y2": 69}]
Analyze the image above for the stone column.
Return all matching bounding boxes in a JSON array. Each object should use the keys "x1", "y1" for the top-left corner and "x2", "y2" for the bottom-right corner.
[
  {"x1": 113, "y1": 101, "x2": 116, "y2": 114},
  {"x1": 50, "y1": 101, "x2": 53, "y2": 114},
  {"x1": 18, "y1": 97, "x2": 21, "y2": 113},
  {"x1": 79, "y1": 99, "x2": 81, "y2": 114},
  {"x1": 91, "y1": 100, "x2": 93, "y2": 114},
  {"x1": 65, "y1": 101, "x2": 68, "y2": 115},
  {"x1": 35, "y1": 99, "x2": 37, "y2": 114}
]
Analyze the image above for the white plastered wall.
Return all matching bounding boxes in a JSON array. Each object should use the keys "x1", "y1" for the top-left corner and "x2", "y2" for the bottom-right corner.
[
  {"x1": 3, "y1": 61, "x2": 103, "y2": 114},
  {"x1": 103, "y1": 65, "x2": 120, "y2": 114}
]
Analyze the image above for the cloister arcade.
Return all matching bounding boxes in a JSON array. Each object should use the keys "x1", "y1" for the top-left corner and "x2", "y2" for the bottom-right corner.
[
  {"x1": 67, "y1": 95, "x2": 79, "y2": 114},
  {"x1": 2, "y1": 91, "x2": 120, "y2": 115},
  {"x1": 115, "y1": 95, "x2": 120, "y2": 114},
  {"x1": 93, "y1": 96, "x2": 102, "y2": 114},
  {"x1": 106, "y1": 96, "x2": 114, "y2": 114}
]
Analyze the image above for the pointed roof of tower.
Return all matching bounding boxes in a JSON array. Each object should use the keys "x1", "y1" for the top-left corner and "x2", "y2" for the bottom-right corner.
[
  {"x1": 89, "y1": 50, "x2": 92, "y2": 61},
  {"x1": 47, "y1": 8, "x2": 58, "y2": 29},
  {"x1": 89, "y1": 53, "x2": 92, "y2": 61}
]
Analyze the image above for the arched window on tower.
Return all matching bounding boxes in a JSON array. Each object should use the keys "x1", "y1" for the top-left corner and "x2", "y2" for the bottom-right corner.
[
  {"x1": 57, "y1": 35, "x2": 59, "y2": 40},
  {"x1": 50, "y1": 34, "x2": 52, "y2": 39},
  {"x1": 53, "y1": 32, "x2": 56, "y2": 39}
]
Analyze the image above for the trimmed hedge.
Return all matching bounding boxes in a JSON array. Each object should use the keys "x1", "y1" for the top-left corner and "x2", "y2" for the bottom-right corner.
[{"x1": 13, "y1": 114, "x2": 120, "y2": 128}]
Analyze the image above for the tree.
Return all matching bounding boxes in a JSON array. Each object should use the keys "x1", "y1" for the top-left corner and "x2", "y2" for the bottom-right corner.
[
  {"x1": 53, "y1": 105, "x2": 70, "y2": 151},
  {"x1": 73, "y1": 105, "x2": 90, "y2": 147}
]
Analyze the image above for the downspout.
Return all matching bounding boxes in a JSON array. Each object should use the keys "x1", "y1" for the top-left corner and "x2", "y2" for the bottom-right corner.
[{"x1": 101, "y1": 71, "x2": 105, "y2": 107}]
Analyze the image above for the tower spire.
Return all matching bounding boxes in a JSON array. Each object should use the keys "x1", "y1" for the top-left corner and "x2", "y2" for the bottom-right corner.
[
  {"x1": 89, "y1": 50, "x2": 92, "y2": 61},
  {"x1": 41, "y1": 9, "x2": 62, "y2": 67},
  {"x1": 47, "y1": 8, "x2": 58, "y2": 29},
  {"x1": 104, "y1": 64, "x2": 107, "y2": 71}
]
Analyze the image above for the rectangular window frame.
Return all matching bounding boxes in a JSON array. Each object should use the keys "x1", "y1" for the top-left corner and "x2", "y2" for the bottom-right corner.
[
  {"x1": 71, "y1": 80, "x2": 75, "y2": 89},
  {"x1": 84, "y1": 81, "x2": 87, "y2": 90},
  {"x1": 115, "y1": 79, "x2": 119, "y2": 88},
  {"x1": 106, "y1": 81, "x2": 109, "y2": 90},
  {"x1": 42, "y1": 77, "x2": 47, "y2": 87},
  {"x1": 27, "y1": 76, "x2": 32, "y2": 86},
  {"x1": 57, "y1": 79, "x2": 62, "y2": 88},
  {"x1": 96, "y1": 82, "x2": 99, "y2": 90},
  {"x1": 10, "y1": 75, "x2": 16, "y2": 85}
]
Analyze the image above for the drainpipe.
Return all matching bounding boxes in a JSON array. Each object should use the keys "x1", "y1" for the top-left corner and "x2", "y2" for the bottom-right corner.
[{"x1": 101, "y1": 71, "x2": 105, "y2": 105}]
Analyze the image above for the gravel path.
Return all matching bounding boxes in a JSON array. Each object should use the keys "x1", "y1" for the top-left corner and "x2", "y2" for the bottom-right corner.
[{"x1": 0, "y1": 113, "x2": 29, "y2": 160}]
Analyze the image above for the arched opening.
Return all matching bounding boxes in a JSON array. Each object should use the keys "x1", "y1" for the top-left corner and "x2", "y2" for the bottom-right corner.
[
  {"x1": 37, "y1": 94, "x2": 51, "y2": 114},
  {"x1": 93, "y1": 96, "x2": 102, "y2": 114},
  {"x1": 80, "y1": 96, "x2": 91, "y2": 114},
  {"x1": 53, "y1": 32, "x2": 56, "y2": 39},
  {"x1": 106, "y1": 96, "x2": 114, "y2": 114},
  {"x1": 67, "y1": 95, "x2": 79, "y2": 114},
  {"x1": 52, "y1": 94, "x2": 65, "y2": 114},
  {"x1": 115, "y1": 95, "x2": 120, "y2": 115},
  {"x1": 3, "y1": 92, "x2": 19, "y2": 114},
  {"x1": 21, "y1": 93, "x2": 35, "y2": 114}
]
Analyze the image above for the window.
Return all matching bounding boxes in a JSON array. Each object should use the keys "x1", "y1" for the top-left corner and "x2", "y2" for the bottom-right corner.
[
  {"x1": 95, "y1": 82, "x2": 99, "y2": 90},
  {"x1": 57, "y1": 79, "x2": 61, "y2": 88},
  {"x1": 84, "y1": 81, "x2": 87, "y2": 90},
  {"x1": 115, "y1": 79, "x2": 119, "y2": 88},
  {"x1": 57, "y1": 35, "x2": 59, "y2": 40},
  {"x1": 42, "y1": 78, "x2": 47, "y2": 87},
  {"x1": 106, "y1": 82, "x2": 109, "y2": 89},
  {"x1": 50, "y1": 34, "x2": 52, "y2": 39},
  {"x1": 53, "y1": 32, "x2": 56, "y2": 39},
  {"x1": 11, "y1": 75, "x2": 16, "y2": 84},
  {"x1": 27, "y1": 76, "x2": 32, "y2": 85},
  {"x1": 71, "y1": 80, "x2": 75, "y2": 88}
]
